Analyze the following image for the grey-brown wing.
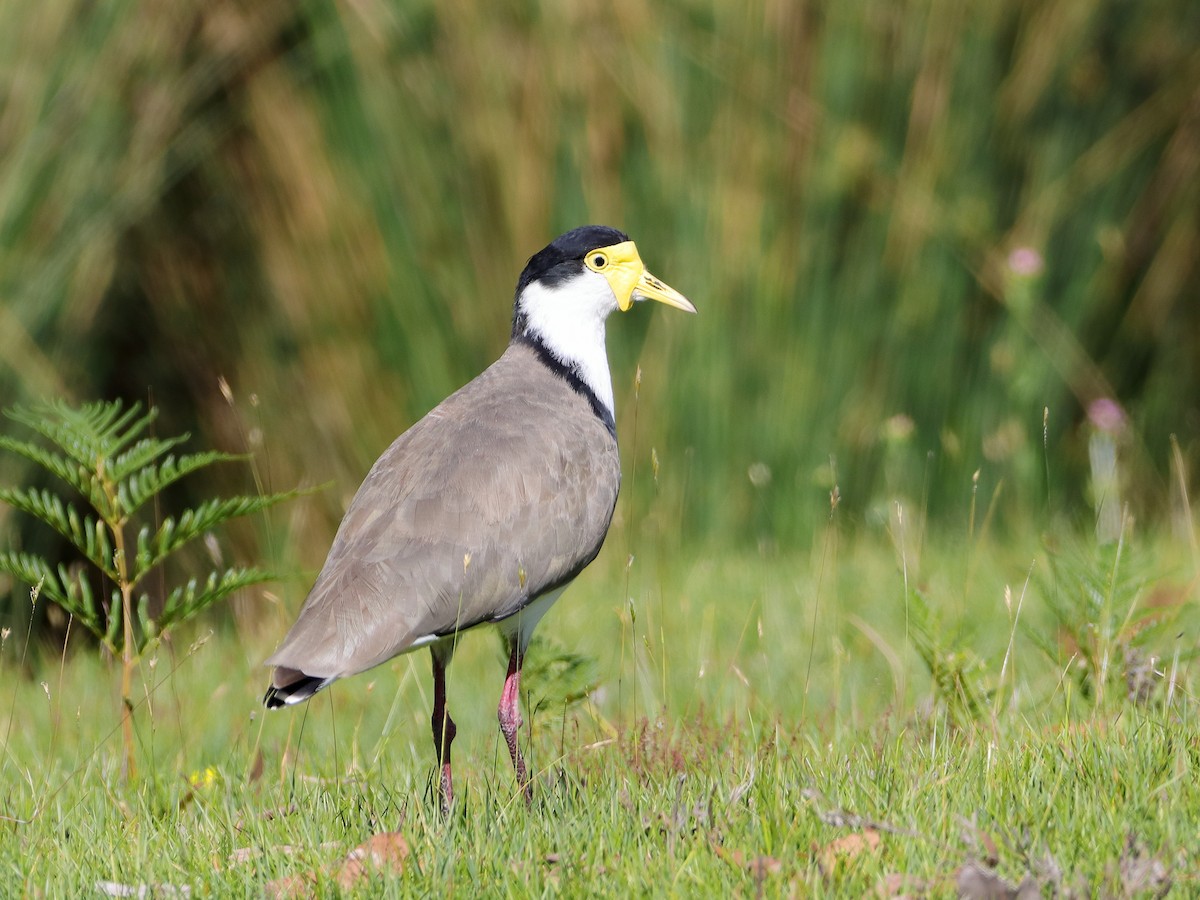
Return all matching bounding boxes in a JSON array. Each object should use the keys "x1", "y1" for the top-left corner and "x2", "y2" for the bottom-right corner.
[{"x1": 265, "y1": 348, "x2": 620, "y2": 681}]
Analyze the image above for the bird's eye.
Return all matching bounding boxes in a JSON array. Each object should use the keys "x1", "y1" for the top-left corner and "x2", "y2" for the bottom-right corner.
[{"x1": 590, "y1": 253, "x2": 608, "y2": 270}]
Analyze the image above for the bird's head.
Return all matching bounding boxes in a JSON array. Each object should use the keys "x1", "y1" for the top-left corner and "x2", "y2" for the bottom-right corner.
[{"x1": 511, "y1": 225, "x2": 695, "y2": 343}]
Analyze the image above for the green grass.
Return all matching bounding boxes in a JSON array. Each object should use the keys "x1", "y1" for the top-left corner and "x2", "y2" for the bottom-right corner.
[
  {"x1": 1, "y1": 0, "x2": 1199, "y2": 893},
  {"x1": 1, "y1": 0, "x2": 1196, "y2": 556},
  {"x1": 3, "y1": 523, "x2": 1197, "y2": 895}
]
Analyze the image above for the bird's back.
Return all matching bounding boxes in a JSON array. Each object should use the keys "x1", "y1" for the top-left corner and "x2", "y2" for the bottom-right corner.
[{"x1": 266, "y1": 341, "x2": 621, "y2": 682}]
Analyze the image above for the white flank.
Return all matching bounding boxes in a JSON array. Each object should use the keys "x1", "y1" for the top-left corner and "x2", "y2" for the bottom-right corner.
[
  {"x1": 517, "y1": 272, "x2": 618, "y2": 417},
  {"x1": 497, "y1": 586, "x2": 568, "y2": 652},
  {"x1": 408, "y1": 584, "x2": 568, "y2": 656}
]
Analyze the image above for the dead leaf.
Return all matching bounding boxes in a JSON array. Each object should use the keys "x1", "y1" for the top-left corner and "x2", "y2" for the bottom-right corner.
[
  {"x1": 227, "y1": 848, "x2": 259, "y2": 867},
  {"x1": 718, "y1": 847, "x2": 783, "y2": 877},
  {"x1": 713, "y1": 851, "x2": 782, "y2": 896},
  {"x1": 747, "y1": 856, "x2": 782, "y2": 879},
  {"x1": 876, "y1": 872, "x2": 905, "y2": 898},
  {"x1": 334, "y1": 831, "x2": 409, "y2": 890},
  {"x1": 264, "y1": 831, "x2": 409, "y2": 898},
  {"x1": 876, "y1": 866, "x2": 967, "y2": 898},
  {"x1": 876, "y1": 873, "x2": 908, "y2": 898},
  {"x1": 817, "y1": 829, "x2": 882, "y2": 874},
  {"x1": 264, "y1": 871, "x2": 317, "y2": 900}
]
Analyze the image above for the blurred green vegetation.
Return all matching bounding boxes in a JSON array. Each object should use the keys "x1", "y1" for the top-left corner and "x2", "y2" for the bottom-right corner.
[
  {"x1": 1, "y1": 8, "x2": 1198, "y2": 882},
  {"x1": 1, "y1": 0, "x2": 1197, "y2": 619}
]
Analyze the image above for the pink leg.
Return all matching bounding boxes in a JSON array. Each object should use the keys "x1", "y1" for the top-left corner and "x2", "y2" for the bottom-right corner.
[
  {"x1": 430, "y1": 649, "x2": 457, "y2": 814},
  {"x1": 498, "y1": 641, "x2": 532, "y2": 804}
]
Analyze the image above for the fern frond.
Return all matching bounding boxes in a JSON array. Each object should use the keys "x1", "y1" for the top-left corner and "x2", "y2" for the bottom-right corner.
[
  {"x1": 69, "y1": 560, "x2": 104, "y2": 628},
  {"x1": 3, "y1": 398, "x2": 303, "y2": 664},
  {"x1": 55, "y1": 561, "x2": 122, "y2": 649},
  {"x1": 0, "y1": 486, "x2": 118, "y2": 579},
  {"x1": 0, "y1": 551, "x2": 72, "y2": 609},
  {"x1": 107, "y1": 434, "x2": 192, "y2": 482},
  {"x1": 116, "y1": 450, "x2": 241, "y2": 517},
  {"x1": 909, "y1": 589, "x2": 988, "y2": 726},
  {"x1": 103, "y1": 585, "x2": 122, "y2": 649},
  {"x1": 524, "y1": 635, "x2": 601, "y2": 715},
  {"x1": 0, "y1": 552, "x2": 120, "y2": 647},
  {"x1": 0, "y1": 435, "x2": 94, "y2": 500},
  {"x1": 149, "y1": 567, "x2": 276, "y2": 642},
  {"x1": 132, "y1": 491, "x2": 301, "y2": 583},
  {"x1": 5, "y1": 400, "x2": 153, "y2": 469}
]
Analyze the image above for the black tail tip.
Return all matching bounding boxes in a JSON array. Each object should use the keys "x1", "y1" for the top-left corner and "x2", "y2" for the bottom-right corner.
[{"x1": 262, "y1": 672, "x2": 329, "y2": 709}]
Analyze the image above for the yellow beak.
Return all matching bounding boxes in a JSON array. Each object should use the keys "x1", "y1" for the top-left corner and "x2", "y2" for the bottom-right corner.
[
  {"x1": 588, "y1": 239, "x2": 696, "y2": 314},
  {"x1": 631, "y1": 270, "x2": 697, "y2": 314}
]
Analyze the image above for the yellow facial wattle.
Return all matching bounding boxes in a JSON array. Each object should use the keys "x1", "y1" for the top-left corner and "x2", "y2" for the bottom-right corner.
[{"x1": 584, "y1": 240, "x2": 696, "y2": 314}]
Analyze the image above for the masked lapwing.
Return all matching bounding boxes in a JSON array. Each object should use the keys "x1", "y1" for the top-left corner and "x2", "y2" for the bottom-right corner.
[{"x1": 263, "y1": 225, "x2": 695, "y2": 809}]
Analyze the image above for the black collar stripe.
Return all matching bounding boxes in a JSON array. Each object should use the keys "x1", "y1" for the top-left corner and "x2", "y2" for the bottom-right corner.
[{"x1": 515, "y1": 333, "x2": 617, "y2": 440}]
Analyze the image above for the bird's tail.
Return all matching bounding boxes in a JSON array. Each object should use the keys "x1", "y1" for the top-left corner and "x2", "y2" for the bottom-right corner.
[{"x1": 263, "y1": 667, "x2": 333, "y2": 708}]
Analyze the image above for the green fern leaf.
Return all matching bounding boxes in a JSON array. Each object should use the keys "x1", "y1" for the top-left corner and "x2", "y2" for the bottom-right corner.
[
  {"x1": 3, "y1": 398, "x2": 303, "y2": 659},
  {"x1": 0, "y1": 551, "x2": 71, "y2": 609},
  {"x1": 135, "y1": 524, "x2": 153, "y2": 575},
  {"x1": 74, "y1": 561, "x2": 102, "y2": 625},
  {"x1": 0, "y1": 551, "x2": 121, "y2": 648},
  {"x1": 116, "y1": 450, "x2": 241, "y2": 517},
  {"x1": 104, "y1": 586, "x2": 123, "y2": 648},
  {"x1": 0, "y1": 486, "x2": 117, "y2": 579},
  {"x1": 134, "y1": 491, "x2": 300, "y2": 583},
  {"x1": 107, "y1": 434, "x2": 192, "y2": 483},
  {"x1": 909, "y1": 589, "x2": 988, "y2": 726},
  {"x1": 0, "y1": 435, "x2": 94, "y2": 500},
  {"x1": 5, "y1": 401, "x2": 151, "y2": 469},
  {"x1": 153, "y1": 567, "x2": 276, "y2": 638},
  {"x1": 523, "y1": 635, "x2": 601, "y2": 716},
  {"x1": 53, "y1": 560, "x2": 97, "y2": 620}
]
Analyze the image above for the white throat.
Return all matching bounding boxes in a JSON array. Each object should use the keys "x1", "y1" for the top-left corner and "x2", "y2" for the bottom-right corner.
[{"x1": 517, "y1": 275, "x2": 618, "y2": 416}]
